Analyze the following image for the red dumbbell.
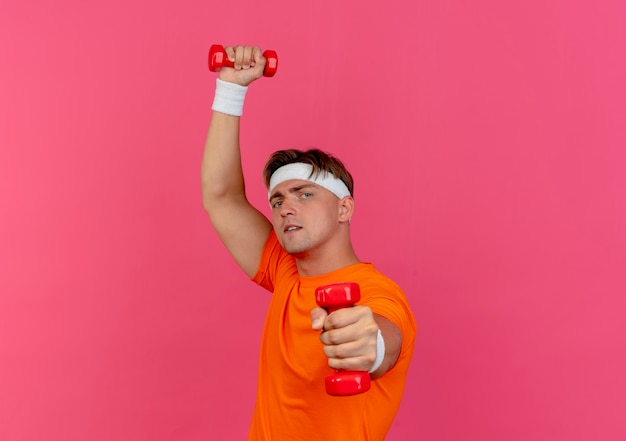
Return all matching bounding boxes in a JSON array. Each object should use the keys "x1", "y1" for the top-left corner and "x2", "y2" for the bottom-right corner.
[
  {"x1": 208, "y1": 44, "x2": 278, "y2": 77},
  {"x1": 315, "y1": 282, "x2": 371, "y2": 396}
]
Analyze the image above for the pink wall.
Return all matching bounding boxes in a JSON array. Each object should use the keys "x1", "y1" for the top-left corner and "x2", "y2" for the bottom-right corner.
[{"x1": 1, "y1": 0, "x2": 625, "y2": 440}]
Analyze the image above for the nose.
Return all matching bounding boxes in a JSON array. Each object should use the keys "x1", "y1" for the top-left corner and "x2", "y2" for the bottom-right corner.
[{"x1": 279, "y1": 197, "x2": 296, "y2": 217}]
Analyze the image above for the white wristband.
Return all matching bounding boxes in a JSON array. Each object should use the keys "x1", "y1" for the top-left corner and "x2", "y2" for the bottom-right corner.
[
  {"x1": 212, "y1": 78, "x2": 248, "y2": 116},
  {"x1": 369, "y1": 329, "x2": 385, "y2": 373}
]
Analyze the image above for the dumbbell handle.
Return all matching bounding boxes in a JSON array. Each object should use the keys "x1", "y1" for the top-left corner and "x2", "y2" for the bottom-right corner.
[
  {"x1": 315, "y1": 282, "x2": 371, "y2": 396},
  {"x1": 208, "y1": 44, "x2": 278, "y2": 77}
]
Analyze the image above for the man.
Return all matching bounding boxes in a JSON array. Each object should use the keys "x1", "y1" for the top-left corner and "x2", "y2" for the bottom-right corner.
[{"x1": 202, "y1": 45, "x2": 416, "y2": 440}]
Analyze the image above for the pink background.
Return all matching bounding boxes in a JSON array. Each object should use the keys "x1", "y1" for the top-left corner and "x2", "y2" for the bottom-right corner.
[{"x1": 1, "y1": 0, "x2": 625, "y2": 440}]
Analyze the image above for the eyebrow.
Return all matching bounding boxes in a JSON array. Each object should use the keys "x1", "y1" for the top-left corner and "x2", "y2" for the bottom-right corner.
[{"x1": 269, "y1": 184, "x2": 317, "y2": 202}]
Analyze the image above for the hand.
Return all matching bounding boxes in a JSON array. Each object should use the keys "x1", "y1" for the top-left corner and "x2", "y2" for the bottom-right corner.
[
  {"x1": 311, "y1": 305, "x2": 379, "y2": 372},
  {"x1": 218, "y1": 45, "x2": 267, "y2": 87}
]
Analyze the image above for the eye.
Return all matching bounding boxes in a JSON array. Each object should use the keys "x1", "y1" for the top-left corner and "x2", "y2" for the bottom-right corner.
[
  {"x1": 272, "y1": 200, "x2": 283, "y2": 208},
  {"x1": 301, "y1": 192, "x2": 313, "y2": 199}
]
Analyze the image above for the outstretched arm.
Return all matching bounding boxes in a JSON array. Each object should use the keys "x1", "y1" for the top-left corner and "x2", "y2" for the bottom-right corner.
[{"x1": 202, "y1": 45, "x2": 273, "y2": 278}]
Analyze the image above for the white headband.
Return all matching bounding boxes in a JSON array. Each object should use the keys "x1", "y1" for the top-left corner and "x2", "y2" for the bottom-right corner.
[{"x1": 268, "y1": 163, "x2": 351, "y2": 201}]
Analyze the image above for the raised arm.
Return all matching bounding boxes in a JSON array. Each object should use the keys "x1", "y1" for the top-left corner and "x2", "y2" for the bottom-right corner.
[{"x1": 201, "y1": 45, "x2": 273, "y2": 278}]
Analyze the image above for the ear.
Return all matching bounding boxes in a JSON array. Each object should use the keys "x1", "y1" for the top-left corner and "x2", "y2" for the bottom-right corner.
[{"x1": 337, "y1": 196, "x2": 354, "y2": 223}]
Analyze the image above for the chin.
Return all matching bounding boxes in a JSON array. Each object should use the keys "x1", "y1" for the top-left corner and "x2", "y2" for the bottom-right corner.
[
  {"x1": 283, "y1": 244, "x2": 307, "y2": 256},
  {"x1": 280, "y1": 238, "x2": 311, "y2": 256}
]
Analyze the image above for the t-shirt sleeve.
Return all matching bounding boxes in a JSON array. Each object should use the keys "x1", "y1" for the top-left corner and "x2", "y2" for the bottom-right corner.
[
  {"x1": 360, "y1": 277, "x2": 417, "y2": 356},
  {"x1": 252, "y1": 230, "x2": 287, "y2": 293}
]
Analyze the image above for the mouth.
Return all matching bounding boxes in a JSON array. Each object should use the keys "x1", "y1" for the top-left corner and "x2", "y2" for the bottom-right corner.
[{"x1": 283, "y1": 225, "x2": 302, "y2": 233}]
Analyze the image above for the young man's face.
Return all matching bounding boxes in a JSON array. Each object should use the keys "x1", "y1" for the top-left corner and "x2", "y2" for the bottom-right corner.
[{"x1": 269, "y1": 179, "x2": 344, "y2": 256}]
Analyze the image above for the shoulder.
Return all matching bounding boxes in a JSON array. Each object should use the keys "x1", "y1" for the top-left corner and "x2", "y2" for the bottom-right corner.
[
  {"x1": 252, "y1": 231, "x2": 297, "y2": 291},
  {"x1": 347, "y1": 263, "x2": 405, "y2": 297}
]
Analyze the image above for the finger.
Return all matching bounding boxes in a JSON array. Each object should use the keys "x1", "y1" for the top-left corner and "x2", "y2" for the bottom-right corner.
[
  {"x1": 233, "y1": 45, "x2": 244, "y2": 69},
  {"x1": 321, "y1": 320, "x2": 378, "y2": 346},
  {"x1": 251, "y1": 46, "x2": 265, "y2": 68},
  {"x1": 323, "y1": 306, "x2": 372, "y2": 331},
  {"x1": 311, "y1": 307, "x2": 328, "y2": 330},
  {"x1": 224, "y1": 46, "x2": 236, "y2": 63},
  {"x1": 320, "y1": 325, "x2": 358, "y2": 346},
  {"x1": 324, "y1": 341, "x2": 375, "y2": 364},
  {"x1": 242, "y1": 45, "x2": 253, "y2": 69},
  {"x1": 326, "y1": 349, "x2": 377, "y2": 371},
  {"x1": 323, "y1": 332, "x2": 377, "y2": 357},
  {"x1": 323, "y1": 337, "x2": 377, "y2": 371}
]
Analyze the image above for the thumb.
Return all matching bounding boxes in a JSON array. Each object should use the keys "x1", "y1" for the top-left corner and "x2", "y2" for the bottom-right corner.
[{"x1": 311, "y1": 307, "x2": 328, "y2": 331}]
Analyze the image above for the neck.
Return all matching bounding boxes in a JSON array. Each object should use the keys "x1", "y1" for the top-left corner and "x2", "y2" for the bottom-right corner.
[{"x1": 294, "y1": 245, "x2": 360, "y2": 277}]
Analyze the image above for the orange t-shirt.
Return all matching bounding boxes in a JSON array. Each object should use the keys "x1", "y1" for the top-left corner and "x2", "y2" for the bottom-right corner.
[{"x1": 249, "y1": 231, "x2": 416, "y2": 441}]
